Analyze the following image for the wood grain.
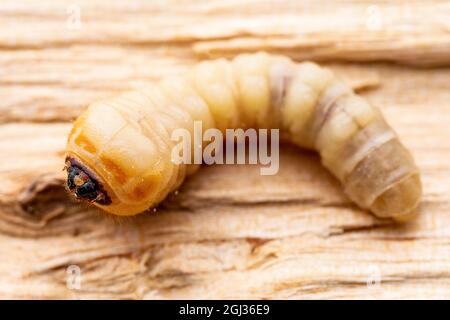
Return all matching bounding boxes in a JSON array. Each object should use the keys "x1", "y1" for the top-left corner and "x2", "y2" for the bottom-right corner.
[{"x1": 0, "y1": 0, "x2": 449, "y2": 299}]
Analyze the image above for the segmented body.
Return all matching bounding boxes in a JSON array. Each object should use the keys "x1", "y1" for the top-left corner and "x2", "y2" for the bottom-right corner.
[{"x1": 65, "y1": 52, "x2": 422, "y2": 218}]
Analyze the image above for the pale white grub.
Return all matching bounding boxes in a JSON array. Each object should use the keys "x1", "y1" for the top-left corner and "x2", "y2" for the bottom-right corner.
[{"x1": 65, "y1": 52, "x2": 421, "y2": 219}]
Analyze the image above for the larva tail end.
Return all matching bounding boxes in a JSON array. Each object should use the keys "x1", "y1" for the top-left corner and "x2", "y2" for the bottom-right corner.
[
  {"x1": 370, "y1": 173, "x2": 422, "y2": 221},
  {"x1": 65, "y1": 157, "x2": 112, "y2": 206}
]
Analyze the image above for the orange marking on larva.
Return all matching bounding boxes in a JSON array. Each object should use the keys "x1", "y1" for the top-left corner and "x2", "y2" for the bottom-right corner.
[
  {"x1": 100, "y1": 155, "x2": 129, "y2": 185},
  {"x1": 74, "y1": 133, "x2": 97, "y2": 154},
  {"x1": 131, "y1": 178, "x2": 158, "y2": 201}
]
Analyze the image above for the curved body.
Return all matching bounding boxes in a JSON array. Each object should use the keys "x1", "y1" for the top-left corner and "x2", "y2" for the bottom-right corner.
[{"x1": 65, "y1": 52, "x2": 421, "y2": 219}]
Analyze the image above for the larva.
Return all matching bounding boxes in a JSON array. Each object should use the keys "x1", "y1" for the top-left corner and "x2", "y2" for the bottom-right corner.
[{"x1": 65, "y1": 52, "x2": 422, "y2": 219}]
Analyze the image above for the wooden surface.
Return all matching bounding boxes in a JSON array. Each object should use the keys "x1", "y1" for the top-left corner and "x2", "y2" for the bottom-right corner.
[{"x1": 0, "y1": 0, "x2": 450, "y2": 299}]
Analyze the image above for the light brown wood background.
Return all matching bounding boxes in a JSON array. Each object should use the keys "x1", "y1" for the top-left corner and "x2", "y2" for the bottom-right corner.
[{"x1": 0, "y1": 0, "x2": 449, "y2": 299}]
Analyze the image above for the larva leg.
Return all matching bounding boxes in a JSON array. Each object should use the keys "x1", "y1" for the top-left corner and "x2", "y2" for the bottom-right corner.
[{"x1": 65, "y1": 52, "x2": 421, "y2": 219}]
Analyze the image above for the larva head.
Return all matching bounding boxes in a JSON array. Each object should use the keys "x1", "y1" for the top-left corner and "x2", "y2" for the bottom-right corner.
[
  {"x1": 65, "y1": 157, "x2": 111, "y2": 205},
  {"x1": 65, "y1": 98, "x2": 172, "y2": 216},
  {"x1": 64, "y1": 154, "x2": 161, "y2": 216}
]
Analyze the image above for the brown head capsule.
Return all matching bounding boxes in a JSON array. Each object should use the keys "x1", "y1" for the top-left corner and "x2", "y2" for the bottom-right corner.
[{"x1": 65, "y1": 157, "x2": 111, "y2": 205}]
